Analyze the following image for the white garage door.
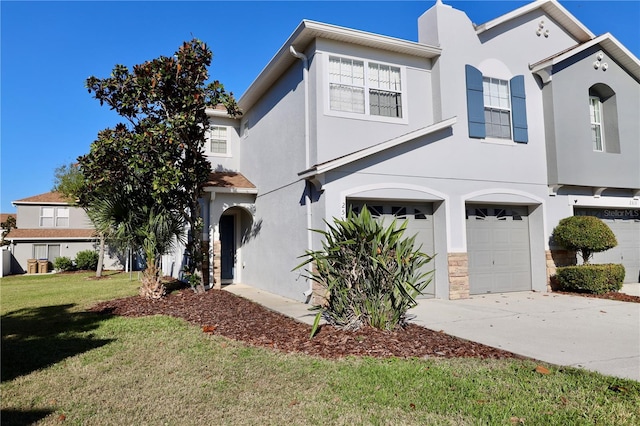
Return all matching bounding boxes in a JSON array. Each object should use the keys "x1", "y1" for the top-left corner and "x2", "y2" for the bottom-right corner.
[
  {"x1": 349, "y1": 201, "x2": 435, "y2": 296},
  {"x1": 575, "y1": 208, "x2": 640, "y2": 283},
  {"x1": 466, "y1": 205, "x2": 532, "y2": 294}
]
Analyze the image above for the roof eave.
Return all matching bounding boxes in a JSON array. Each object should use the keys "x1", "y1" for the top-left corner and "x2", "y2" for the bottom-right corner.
[
  {"x1": 476, "y1": 0, "x2": 594, "y2": 43},
  {"x1": 238, "y1": 20, "x2": 441, "y2": 111},
  {"x1": 299, "y1": 117, "x2": 457, "y2": 180},
  {"x1": 530, "y1": 33, "x2": 640, "y2": 82}
]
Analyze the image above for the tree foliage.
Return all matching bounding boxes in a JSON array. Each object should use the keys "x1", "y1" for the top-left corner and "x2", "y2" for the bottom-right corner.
[
  {"x1": 79, "y1": 39, "x2": 239, "y2": 295},
  {"x1": 1, "y1": 215, "x2": 17, "y2": 246},
  {"x1": 296, "y1": 206, "x2": 434, "y2": 332},
  {"x1": 552, "y1": 215, "x2": 617, "y2": 264}
]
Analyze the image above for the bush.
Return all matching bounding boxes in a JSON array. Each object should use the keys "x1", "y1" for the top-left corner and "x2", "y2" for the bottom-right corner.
[
  {"x1": 552, "y1": 216, "x2": 617, "y2": 264},
  {"x1": 75, "y1": 250, "x2": 99, "y2": 271},
  {"x1": 556, "y1": 264, "x2": 625, "y2": 294},
  {"x1": 296, "y1": 206, "x2": 434, "y2": 331},
  {"x1": 53, "y1": 256, "x2": 75, "y2": 272}
]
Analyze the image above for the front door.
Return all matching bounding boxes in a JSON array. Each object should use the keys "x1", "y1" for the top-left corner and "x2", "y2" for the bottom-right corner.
[{"x1": 220, "y1": 215, "x2": 235, "y2": 280}]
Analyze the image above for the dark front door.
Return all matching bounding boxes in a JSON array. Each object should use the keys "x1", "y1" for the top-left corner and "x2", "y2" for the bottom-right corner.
[{"x1": 220, "y1": 215, "x2": 235, "y2": 280}]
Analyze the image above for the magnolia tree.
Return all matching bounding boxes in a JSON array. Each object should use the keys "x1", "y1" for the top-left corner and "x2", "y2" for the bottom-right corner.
[{"x1": 79, "y1": 39, "x2": 240, "y2": 297}]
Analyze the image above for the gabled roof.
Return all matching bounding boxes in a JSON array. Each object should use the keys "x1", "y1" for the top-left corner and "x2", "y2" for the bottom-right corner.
[
  {"x1": 475, "y1": 0, "x2": 594, "y2": 43},
  {"x1": 299, "y1": 117, "x2": 457, "y2": 180},
  {"x1": 8, "y1": 228, "x2": 97, "y2": 240},
  {"x1": 13, "y1": 191, "x2": 71, "y2": 206},
  {"x1": 530, "y1": 33, "x2": 640, "y2": 83},
  {"x1": 239, "y1": 20, "x2": 441, "y2": 111}
]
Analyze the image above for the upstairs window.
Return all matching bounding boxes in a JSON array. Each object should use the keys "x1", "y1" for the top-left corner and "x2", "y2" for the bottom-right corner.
[
  {"x1": 208, "y1": 125, "x2": 228, "y2": 155},
  {"x1": 40, "y1": 207, "x2": 68, "y2": 227},
  {"x1": 589, "y1": 96, "x2": 604, "y2": 151},
  {"x1": 328, "y1": 55, "x2": 404, "y2": 119},
  {"x1": 465, "y1": 65, "x2": 528, "y2": 143},
  {"x1": 40, "y1": 208, "x2": 54, "y2": 227},
  {"x1": 483, "y1": 77, "x2": 511, "y2": 139},
  {"x1": 589, "y1": 84, "x2": 619, "y2": 153}
]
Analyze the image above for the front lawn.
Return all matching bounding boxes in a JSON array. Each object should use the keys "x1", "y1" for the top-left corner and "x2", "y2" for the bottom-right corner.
[{"x1": 1, "y1": 273, "x2": 638, "y2": 425}]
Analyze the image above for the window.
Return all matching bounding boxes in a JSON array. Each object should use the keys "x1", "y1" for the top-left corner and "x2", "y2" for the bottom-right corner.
[
  {"x1": 56, "y1": 207, "x2": 69, "y2": 227},
  {"x1": 329, "y1": 56, "x2": 403, "y2": 119},
  {"x1": 483, "y1": 77, "x2": 511, "y2": 139},
  {"x1": 588, "y1": 84, "x2": 619, "y2": 153},
  {"x1": 589, "y1": 96, "x2": 604, "y2": 151},
  {"x1": 40, "y1": 208, "x2": 54, "y2": 227},
  {"x1": 465, "y1": 65, "x2": 528, "y2": 143},
  {"x1": 33, "y1": 244, "x2": 60, "y2": 261},
  {"x1": 40, "y1": 207, "x2": 69, "y2": 227},
  {"x1": 208, "y1": 126, "x2": 228, "y2": 155}
]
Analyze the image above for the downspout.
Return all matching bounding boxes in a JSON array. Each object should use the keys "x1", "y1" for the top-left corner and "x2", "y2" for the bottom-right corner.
[{"x1": 289, "y1": 46, "x2": 314, "y2": 301}]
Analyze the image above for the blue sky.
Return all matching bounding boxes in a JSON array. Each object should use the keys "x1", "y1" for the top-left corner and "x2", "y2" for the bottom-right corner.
[{"x1": 1, "y1": 0, "x2": 639, "y2": 213}]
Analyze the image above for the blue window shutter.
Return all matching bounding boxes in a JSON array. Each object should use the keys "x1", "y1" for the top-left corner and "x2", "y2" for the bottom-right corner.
[
  {"x1": 510, "y1": 75, "x2": 528, "y2": 143},
  {"x1": 465, "y1": 65, "x2": 485, "y2": 139}
]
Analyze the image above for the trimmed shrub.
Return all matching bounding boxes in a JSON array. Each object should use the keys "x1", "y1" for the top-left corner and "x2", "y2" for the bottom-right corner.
[
  {"x1": 75, "y1": 250, "x2": 99, "y2": 271},
  {"x1": 53, "y1": 256, "x2": 75, "y2": 272},
  {"x1": 556, "y1": 264, "x2": 625, "y2": 294},
  {"x1": 552, "y1": 216, "x2": 617, "y2": 264},
  {"x1": 296, "y1": 206, "x2": 434, "y2": 331}
]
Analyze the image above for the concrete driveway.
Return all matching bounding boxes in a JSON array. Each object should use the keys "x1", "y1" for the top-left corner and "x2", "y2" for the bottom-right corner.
[{"x1": 409, "y1": 289, "x2": 640, "y2": 381}]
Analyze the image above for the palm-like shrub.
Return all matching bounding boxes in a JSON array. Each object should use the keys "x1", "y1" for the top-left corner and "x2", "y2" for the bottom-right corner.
[{"x1": 297, "y1": 206, "x2": 433, "y2": 331}]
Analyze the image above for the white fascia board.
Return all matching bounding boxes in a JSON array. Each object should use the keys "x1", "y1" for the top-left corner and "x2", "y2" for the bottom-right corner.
[
  {"x1": 476, "y1": 0, "x2": 594, "y2": 42},
  {"x1": 530, "y1": 34, "x2": 640, "y2": 82},
  {"x1": 298, "y1": 117, "x2": 457, "y2": 179},
  {"x1": 205, "y1": 108, "x2": 237, "y2": 119},
  {"x1": 203, "y1": 187, "x2": 258, "y2": 195},
  {"x1": 239, "y1": 20, "x2": 441, "y2": 111},
  {"x1": 12, "y1": 201, "x2": 70, "y2": 206}
]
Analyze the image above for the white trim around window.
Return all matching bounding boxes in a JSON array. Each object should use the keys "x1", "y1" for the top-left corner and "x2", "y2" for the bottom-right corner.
[
  {"x1": 323, "y1": 53, "x2": 408, "y2": 124},
  {"x1": 207, "y1": 125, "x2": 231, "y2": 157},
  {"x1": 589, "y1": 96, "x2": 605, "y2": 152},
  {"x1": 40, "y1": 207, "x2": 70, "y2": 228}
]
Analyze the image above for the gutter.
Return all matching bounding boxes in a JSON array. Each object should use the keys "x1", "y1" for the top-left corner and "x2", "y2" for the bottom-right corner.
[{"x1": 289, "y1": 46, "x2": 315, "y2": 302}]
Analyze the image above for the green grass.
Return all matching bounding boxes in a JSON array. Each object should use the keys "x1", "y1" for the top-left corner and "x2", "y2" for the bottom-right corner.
[{"x1": 2, "y1": 273, "x2": 639, "y2": 425}]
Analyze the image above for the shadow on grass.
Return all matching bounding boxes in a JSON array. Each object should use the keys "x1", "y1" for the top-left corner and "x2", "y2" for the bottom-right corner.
[
  {"x1": 1, "y1": 304, "x2": 114, "y2": 382},
  {"x1": 1, "y1": 408, "x2": 54, "y2": 425}
]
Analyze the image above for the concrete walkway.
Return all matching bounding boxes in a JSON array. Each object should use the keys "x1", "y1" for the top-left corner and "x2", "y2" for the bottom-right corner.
[{"x1": 224, "y1": 283, "x2": 640, "y2": 381}]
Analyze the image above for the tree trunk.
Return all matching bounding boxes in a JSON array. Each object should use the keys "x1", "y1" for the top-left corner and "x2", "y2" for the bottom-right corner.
[{"x1": 96, "y1": 233, "x2": 105, "y2": 278}]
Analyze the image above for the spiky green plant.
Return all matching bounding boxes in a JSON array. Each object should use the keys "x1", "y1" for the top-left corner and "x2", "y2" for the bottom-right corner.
[{"x1": 296, "y1": 206, "x2": 433, "y2": 332}]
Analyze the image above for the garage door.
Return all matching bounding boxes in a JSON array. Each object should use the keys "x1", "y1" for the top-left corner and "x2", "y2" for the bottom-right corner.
[
  {"x1": 348, "y1": 201, "x2": 435, "y2": 296},
  {"x1": 466, "y1": 205, "x2": 532, "y2": 294},
  {"x1": 575, "y1": 208, "x2": 640, "y2": 283}
]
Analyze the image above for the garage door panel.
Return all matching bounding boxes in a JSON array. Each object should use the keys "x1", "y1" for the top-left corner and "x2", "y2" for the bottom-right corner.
[
  {"x1": 349, "y1": 200, "x2": 436, "y2": 295},
  {"x1": 467, "y1": 205, "x2": 532, "y2": 294},
  {"x1": 575, "y1": 209, "x2": 640, "y2": 284}
]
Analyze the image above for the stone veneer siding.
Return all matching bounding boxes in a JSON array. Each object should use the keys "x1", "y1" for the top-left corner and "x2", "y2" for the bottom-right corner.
[
  {"x1": 448, "y1": 252, "x2": 469, "y2": 299},
  {"x1": 545, "y1": 249, "x2": 577, "y2": 291},
  {"x1": 212, "y1": 239, "x2": 222, "y2": 289}
]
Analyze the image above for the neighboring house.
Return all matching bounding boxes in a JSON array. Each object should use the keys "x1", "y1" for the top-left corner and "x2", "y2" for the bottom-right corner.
[
  {"x1": 8, "y1": 192, "x2": 121, "y2": 273},
  {"x1": 182, "y1": 0, "x2": 639, "y2": 298}
]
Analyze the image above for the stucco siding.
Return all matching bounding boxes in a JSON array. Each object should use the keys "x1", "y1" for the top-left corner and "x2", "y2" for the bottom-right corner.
[{"x1": 547, "y1": 46, "x2": 640, "y2": 189}]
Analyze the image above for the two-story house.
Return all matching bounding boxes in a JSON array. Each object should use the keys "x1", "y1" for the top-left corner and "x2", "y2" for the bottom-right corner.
[
  {"x1": 182, "y1": 0, "x2": 639, "y2": 301},
  {"x1": 8, "y1": 192, "x2": 122, "y2": 273}
]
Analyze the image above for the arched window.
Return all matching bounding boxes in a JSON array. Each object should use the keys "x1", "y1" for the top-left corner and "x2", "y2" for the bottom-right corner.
[{"x1": 588, "y1": 84, "x2": 620, "y2": 153}]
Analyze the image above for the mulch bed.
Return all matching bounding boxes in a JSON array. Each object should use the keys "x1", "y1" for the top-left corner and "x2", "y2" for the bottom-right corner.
[
  {"x1": 90, "y1": 287, "x2": 520, "y2": 360},
  {"x1": 554, "y1": 290, "x2": 640, "y2": 303}
]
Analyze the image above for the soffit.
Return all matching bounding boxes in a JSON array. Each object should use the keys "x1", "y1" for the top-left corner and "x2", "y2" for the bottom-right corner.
[{"x1": 530, "y1": 34, "x2": 640, "y2": 82}]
